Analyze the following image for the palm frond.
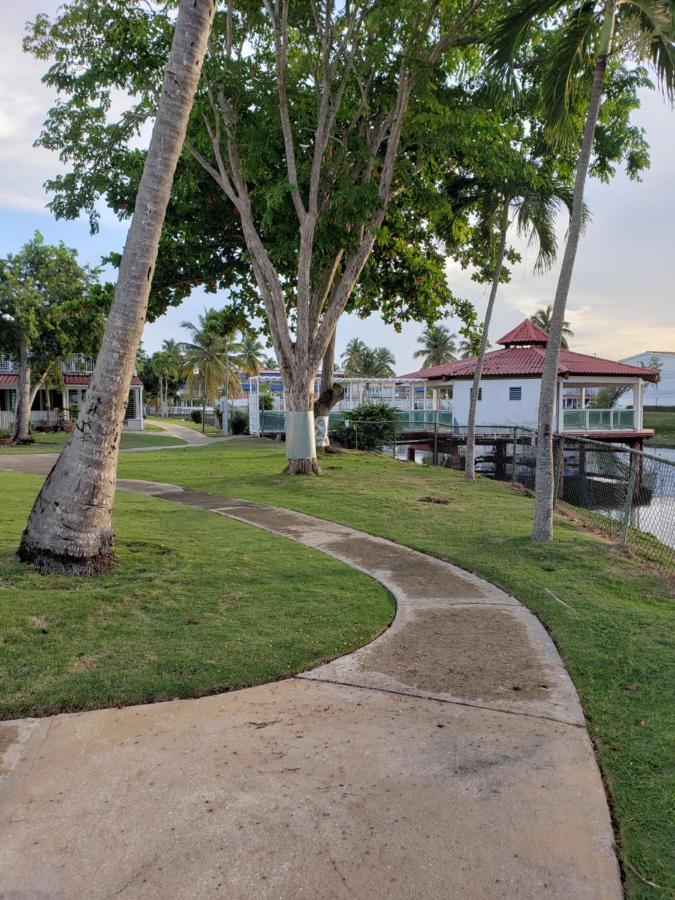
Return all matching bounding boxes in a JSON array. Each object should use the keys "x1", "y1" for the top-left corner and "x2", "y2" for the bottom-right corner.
[
  {"x1": 540, "y1": 1, "x2": 598, "y2": 150},
  {"x1": 624, "y1": 1, "x2": 675, "y2": 101},
  {"x1": 489, "y1": 0, "x2": 569, "y2": 87}
]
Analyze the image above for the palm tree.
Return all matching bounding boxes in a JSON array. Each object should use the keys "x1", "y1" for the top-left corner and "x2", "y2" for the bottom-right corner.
[
  {"x1": 151, "y1": 350, "x2": 179, "y2": 416},
  {"x1": 492, "y1": 0, "x2": 675, "y2": 541},
  {"x1": 458, "y1": 334, "x2": 484, "y2": 359},
  {"x1": 413, "y1": 325, "x2": 457, "y2": 369},
  {"x1": 238, "y1": 330, "x2": 267, "y2": 376},
  {"x1": 19, "y1": 0, "x2": 215, "y2": 574},
  {"x1": 463, "y1": 175, "x2": 574, "y2": 481},
  {"x1": 181, "y1": 314, "x2": 241, "y2": 432},
  {"x1": 340, "y1": 338, "x2": 369, "y2": 376},
  {"x1": 531, "y1": 306, "x2": 573, "y2": 349}
]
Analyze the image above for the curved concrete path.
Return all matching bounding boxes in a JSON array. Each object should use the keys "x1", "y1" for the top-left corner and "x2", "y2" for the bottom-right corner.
[
  {"x1": 148, "y1": 420, "x2": 227, "y2": 445},
  {"x1": 0, "y1": 476, "x2": 622, "y2": 899}
]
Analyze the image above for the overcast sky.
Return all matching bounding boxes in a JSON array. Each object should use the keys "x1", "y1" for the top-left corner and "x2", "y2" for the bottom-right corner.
[{"x1": 1, "y1": 0, "x2": 673, "y2": 374}]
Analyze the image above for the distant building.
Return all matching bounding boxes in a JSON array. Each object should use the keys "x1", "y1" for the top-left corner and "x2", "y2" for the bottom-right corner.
[
  {"x1": 0, "y1": 355, "x2": 144, "y2": 431},
  {"x1": 620, "y1": 351, "x2": 675, "y2": 408},
  {"x1": 402, "y1": 319, "x2": 659, "y2": 446}
]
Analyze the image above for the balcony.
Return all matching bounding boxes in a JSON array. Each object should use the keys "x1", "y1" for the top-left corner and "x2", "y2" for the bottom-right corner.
[{"x1": 563, "y1": 408, "x2": 635, "y2": 432}]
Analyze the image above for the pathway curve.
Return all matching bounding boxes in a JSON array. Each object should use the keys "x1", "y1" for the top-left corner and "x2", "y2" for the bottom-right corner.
[
  {"x1": 148, "y1": 420, "x2": 227, "y2": 445},
  {"x1": 0, "y1": 475, "x2": 622, "y2": 899}
]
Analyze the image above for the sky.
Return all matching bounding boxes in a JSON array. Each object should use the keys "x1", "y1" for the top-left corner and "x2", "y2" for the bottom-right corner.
[{"x1": 1, "y1": 0, "x2": 674, "y2": 376}]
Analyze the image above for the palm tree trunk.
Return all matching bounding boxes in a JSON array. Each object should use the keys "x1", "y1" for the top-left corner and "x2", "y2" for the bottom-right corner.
[
  {"x1": 532, "y1": 2, "x2": 614, "y2": 542},
  {"x1": 19, "y1": 0, "x2": 215, "y2": 574},
  {"x1": 11, "y1": 338, "x2": 31, "y2": 444},
  {"x1": 465, "y1": 204, "x2": 509, "y2": 481}
]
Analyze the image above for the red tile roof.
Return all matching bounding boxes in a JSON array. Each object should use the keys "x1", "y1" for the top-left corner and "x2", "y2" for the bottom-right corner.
[
  {"x1": 0, "y1": 374, "x2": 143, "y2": 386},
  {"x1": 497, "y1": 319, "x2": 549, "y2": 346},
  {"x1": 401, "y1": 320, "x2": 660, "y2": 383}
]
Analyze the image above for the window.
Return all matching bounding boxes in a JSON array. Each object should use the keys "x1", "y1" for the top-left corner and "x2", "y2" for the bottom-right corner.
[
  {"x1": 509, "y1": 386, "x2": 522, "y2": 401},
  {"x1": 470, "y1": 386, "x2": 482, "y2": 401}
]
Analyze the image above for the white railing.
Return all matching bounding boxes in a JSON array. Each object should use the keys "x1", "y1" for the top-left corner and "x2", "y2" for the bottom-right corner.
[
  {"x1": 563, "y1": 409, "x2": 636, "y2": 431},
  {"x1": 0, "y1": 409, "x2": 69, "y2": 430}
]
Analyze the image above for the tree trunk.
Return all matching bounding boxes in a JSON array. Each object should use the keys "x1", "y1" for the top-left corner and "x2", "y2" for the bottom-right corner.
[
  {"x1": 19, "y1": 0, "x2": 215, "y2": 574},
  {"x1": 285, "y1": 372, "x2": 320, "y2": 474},
  {"x1": 465, "y1": 205, "x2": 509, "y2": 481},
  {"x1": 11, "y1": 339, "x2": 31, "y2": 444},
  {"x1": 532, "y1": 4, "x2": 614, "y2": 542},
  {"x1": 313, "y1": 330, "x2": 344, "y2": 450}
]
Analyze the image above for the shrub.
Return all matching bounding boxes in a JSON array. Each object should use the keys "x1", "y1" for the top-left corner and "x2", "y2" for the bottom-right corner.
[
  {"x1": 332, "y1": 403, "x2": 398, "y2": 451},
  {"x1": 190, "y1": 410, "x2": 202, "y2": 425},
  {"x1": 230, "y1": 409, "x2": 249, "y2": 435}
]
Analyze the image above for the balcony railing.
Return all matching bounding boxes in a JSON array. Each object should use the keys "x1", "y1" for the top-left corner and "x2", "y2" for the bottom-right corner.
[{"x1": 563, "y1": 408, "x2": 636, "y2": 431}]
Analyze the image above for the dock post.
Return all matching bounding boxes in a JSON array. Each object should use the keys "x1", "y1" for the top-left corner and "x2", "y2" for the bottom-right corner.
[{"x1": 619, "y1": 452, "x2": 639, "y2": 547}]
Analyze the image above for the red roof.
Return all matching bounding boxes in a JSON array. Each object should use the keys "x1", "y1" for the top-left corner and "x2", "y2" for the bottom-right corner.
[
  {"x1": 402, "y1": 319, "x2": 660, "y2": 383},
  {"x1": 0, "y1": 374, "x2": 143, "y2": 386},
  {"x1": 497, "y1": 319, "x2": 549, "y2": 346}
]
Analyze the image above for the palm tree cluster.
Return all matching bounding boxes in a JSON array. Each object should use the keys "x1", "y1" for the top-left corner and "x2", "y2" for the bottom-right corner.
[
  {"x1": 340, "y1": 339, "x2": 396, "y2": 379},
  {"x1": 180, "y1": 310, "x2": 268, "y2": 428}
]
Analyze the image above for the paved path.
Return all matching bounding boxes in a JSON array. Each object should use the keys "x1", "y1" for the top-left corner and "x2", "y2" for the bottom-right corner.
[
  {"x1": 0, "y1": 474, "x2": 622, "y2": 899},
  {"x1": 148, "y1": 420, "x2": 227, "y2": 445}
]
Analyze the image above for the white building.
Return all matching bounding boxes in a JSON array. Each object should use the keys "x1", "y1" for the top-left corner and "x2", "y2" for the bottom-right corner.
[
  {"x1": 0, "y1": 355, "x2": 144, "y2": 432},
  {"x1": 403, "y1": 319, "x2": 659, "y2": 447},
  {"x1": 620, "y1": 351, "x2": 675, "y2": 408}
]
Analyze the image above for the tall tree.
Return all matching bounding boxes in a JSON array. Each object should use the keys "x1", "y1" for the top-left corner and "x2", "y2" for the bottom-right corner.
[
  {"x1": 181, "y1": 313, "x2": 240, "y2": 432},
  {"x1": 0, "y1": 233, "x2": 103, "y2": 443},
  {"x1": 414, "y1": 325, "x2": 458, "y2": 368},
  {"x1": 340, "y1": 339, "x2": 370, "y2": 376},
  {"x1": 19, "y1": 0, "x2": 216, "y2": 574},
  {"x1": 461, "y1": 172, "x2": 575, "y2": 480},
  {"x1": 492, "y1": 0, "x2": 675, "y2": 541},
  {"x1": 531, "y1": 305, "x2": 574, "y2": 349},
  {"x1": 238, "y1": 330, "x2": 267, "y2": 376}
]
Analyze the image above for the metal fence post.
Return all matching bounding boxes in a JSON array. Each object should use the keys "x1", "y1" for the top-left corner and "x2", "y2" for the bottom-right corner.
[
  {"x1": 512, "y1": 427, "x2": 518, "y2": 485},
  {"x1": 392, "y1": 420, "x2": 397, "y2": 458},
  {"x1": 619, "y1": 452, "x2": 639, "y2": 547},
  {"x1": 354, "y1": 422, "x2": 358, "y2": 450},
  {"x1": 553, "y1": 437, "x2": 565, "y2": 503},
  {"x1": 433, "y1": 423, "x2": 438, "y2": 467}
]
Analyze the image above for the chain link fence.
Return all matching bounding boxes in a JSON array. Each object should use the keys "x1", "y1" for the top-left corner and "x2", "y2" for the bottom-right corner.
[{"x1": 259, "y1": 412, "x2": 675, "y2": 572}]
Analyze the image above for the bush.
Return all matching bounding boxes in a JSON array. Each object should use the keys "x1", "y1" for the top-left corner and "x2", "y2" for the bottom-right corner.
[
  {"x1": 230, "y1": 409, "x2": 249, "y2": 435},
  {"x1": 190, "y1": 410, "x2": 202, "y2": 425},
  {"x1": 332, "y1": 403, "x2": 399, "y2": 451}
]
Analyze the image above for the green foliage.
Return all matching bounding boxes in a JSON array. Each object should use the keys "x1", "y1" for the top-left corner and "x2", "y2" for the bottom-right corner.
[
  {"x1": 333, "y1": 403, "x2": 399, "y2": 451},
  {"x1": 414, "y1": 325, "x2": 457, "y2": 368},
  {"x1": 340, "y1": 340, "x2": 396, "y2": 377},
  {"x1": 0, "y1": 232, "x2": 104, "y2": 379},
  {"x1": 531, "y1": 304, "x2": 574, "y2": 348},
  {"x1": 190, "y1": 410, "x2": 202, "y2": 425},
  {"x1": 230, "y1": 408, "x2": 249, "y2": 435}
]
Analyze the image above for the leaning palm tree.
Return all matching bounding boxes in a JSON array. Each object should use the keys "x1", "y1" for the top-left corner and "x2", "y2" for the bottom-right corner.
[
  {"x1": 491, "y1": 0, "x2": 675, "y2": 541},
  {"x1": 19, "y1": 0, "x2": 215, "y2": 573},
  {"x1": 414, "y1": 325, "x2": 457, "y2": 369},
  {"x1": 531, "y1": 305, "x2": 574, "y2": 349},
  {"x1": 463, "y1": 175, "x2": 575, "y2": 481}
]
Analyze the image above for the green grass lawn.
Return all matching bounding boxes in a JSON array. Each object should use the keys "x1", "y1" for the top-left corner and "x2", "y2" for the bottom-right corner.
[
  {"x1": 0, "y1": 471, "x2": 393, "y2": 721},
  {"x1": 116, "y1": 440, "x2": 674, "y2": 898},
  {"x1": 0, "y1": 430, "x2": 186, "y2": 454},
  {"x1": 644, "y1": 410, "x2": 675, "y2": 447}
]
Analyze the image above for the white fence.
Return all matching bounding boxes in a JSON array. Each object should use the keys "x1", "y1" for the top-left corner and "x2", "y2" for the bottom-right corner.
[{"x1": 0, "y1": 409, "x2": 67, "y2": 430}]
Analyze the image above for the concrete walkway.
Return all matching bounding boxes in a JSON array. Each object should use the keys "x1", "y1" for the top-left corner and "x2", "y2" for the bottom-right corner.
[
  {"x1": 0, "y1": 474, "x2": 622, "y2": 899},
  {"x1": 148, "y1": 420, "x2": 226, "y2": 445}
]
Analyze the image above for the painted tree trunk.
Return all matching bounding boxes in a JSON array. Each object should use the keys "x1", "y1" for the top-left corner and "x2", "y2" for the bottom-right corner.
[
  {"x1": 465, "y1": 207, "x2": 509, "y2": 481},
  {"x1": 19, "y1": 0, "x2": 215, "y2": 574},
  {"x1": 11, "y1": 339, "x2": 31, "y2": 444},
  {"x1": 285, "y1": 371, "x2": 319, "y2": 475},
  {"x1": 532, "y1": 12, "x2": 613, "y2": 542}
]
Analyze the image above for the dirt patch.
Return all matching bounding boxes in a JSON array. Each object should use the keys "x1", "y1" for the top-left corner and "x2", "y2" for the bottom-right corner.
[
  {"x1": 0, "y1": 726, "x2": 19, "y2": 775},
  {"x1": 359, "y1": 607, "x2": 550, "y2": 702}
]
